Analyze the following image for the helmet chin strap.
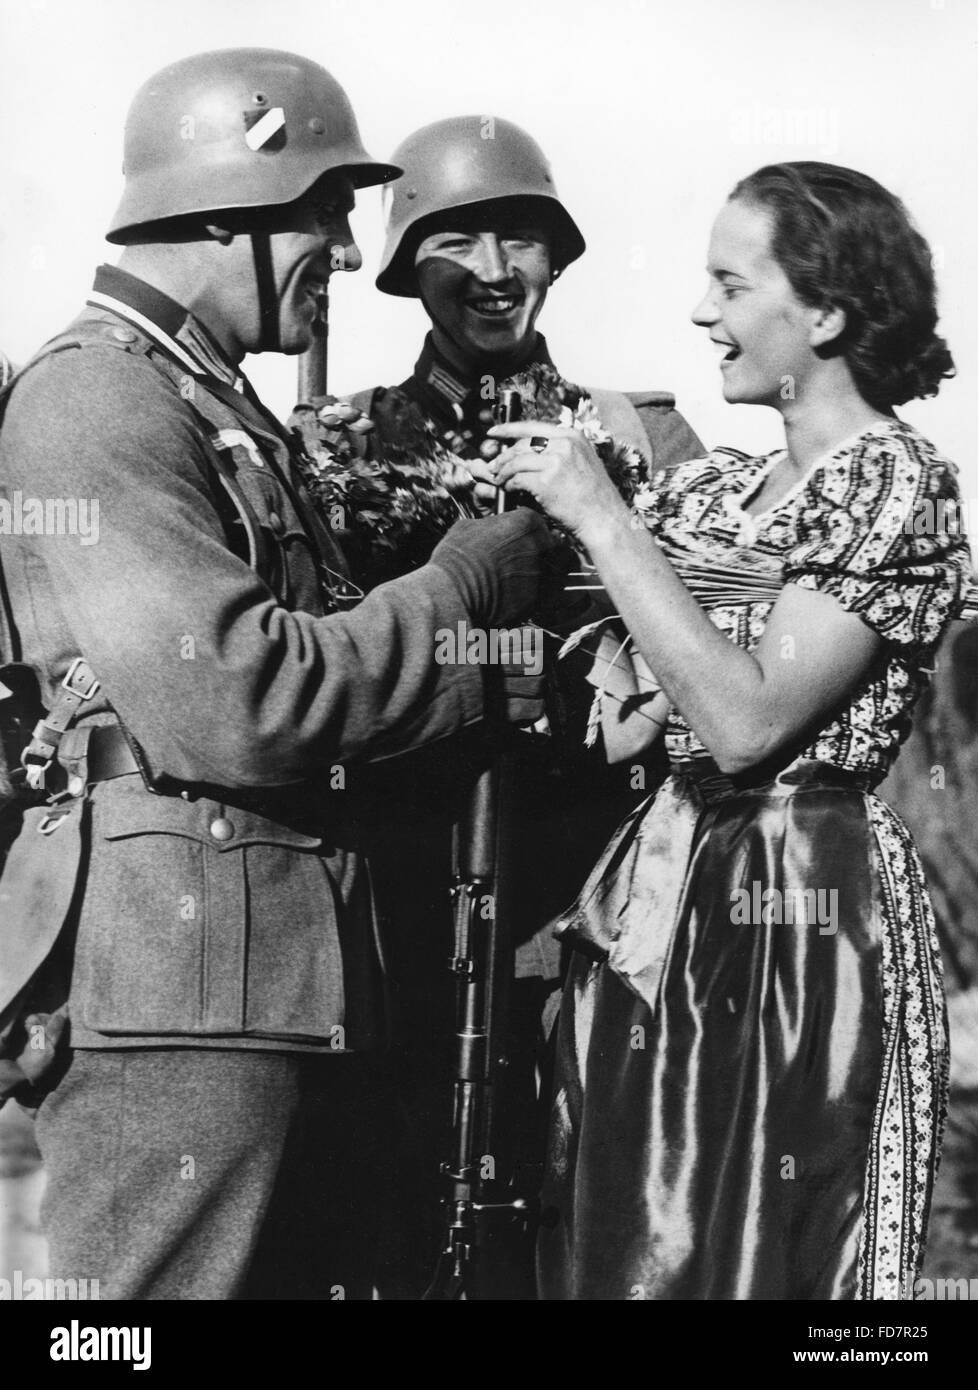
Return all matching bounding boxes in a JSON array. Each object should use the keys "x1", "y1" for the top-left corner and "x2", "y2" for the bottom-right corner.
[{"x1": 250, "y1": 232, "x2": 281, "y2": 353}]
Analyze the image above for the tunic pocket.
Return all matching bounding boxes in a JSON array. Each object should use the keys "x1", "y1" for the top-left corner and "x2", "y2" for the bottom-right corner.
[{"x1": 72, "y1": 779, "x2": 349, "y2": 1040}]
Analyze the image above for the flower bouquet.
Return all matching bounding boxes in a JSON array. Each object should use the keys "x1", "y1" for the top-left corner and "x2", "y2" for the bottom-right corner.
[{"x1": 293, "y1": 363, "x2": 652, "y2": 591}]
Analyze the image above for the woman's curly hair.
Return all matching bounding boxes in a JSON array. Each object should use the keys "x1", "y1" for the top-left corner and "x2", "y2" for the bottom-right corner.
[{"x1": 730, "y1": 162, "x2": 954, "y2": 410}]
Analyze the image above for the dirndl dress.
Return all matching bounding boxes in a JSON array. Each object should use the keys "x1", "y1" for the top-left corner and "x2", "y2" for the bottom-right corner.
[{"x1": 536, "y1": 419, "x2": 975, "y2": 1300}]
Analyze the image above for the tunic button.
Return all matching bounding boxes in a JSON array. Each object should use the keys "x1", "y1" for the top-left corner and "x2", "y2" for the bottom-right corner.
[
  {"x1": 209, "y1": 817, "x2": 234, "y2": 842},
  {"x1": 111, "y1": 326, "x2": 136, "y2": 343}
]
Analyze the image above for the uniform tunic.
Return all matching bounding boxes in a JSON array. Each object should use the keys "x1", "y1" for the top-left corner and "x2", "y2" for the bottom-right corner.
[
  {"x1": 0, "y1": 268, "x2": 487, "y2": 1054},
  {"x1": 0, "y1": 268, "x2": 502, "y2": 1298}
]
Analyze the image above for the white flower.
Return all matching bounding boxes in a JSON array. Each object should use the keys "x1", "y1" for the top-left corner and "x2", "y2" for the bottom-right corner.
[{"x1": 564, "y1": 395, "x2": 612, "y2": 448}]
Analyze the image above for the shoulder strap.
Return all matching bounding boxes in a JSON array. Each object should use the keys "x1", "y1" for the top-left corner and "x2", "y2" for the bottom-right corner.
[
  {"x1": 585, "y1": 387, "x2": 656, "y2": 465},
  {"x1": 141, "y1": 347, "x2": 351, "y2": 607},
  {"x1": 133, "y1": 352, "x2": 279, "y2": 579}
]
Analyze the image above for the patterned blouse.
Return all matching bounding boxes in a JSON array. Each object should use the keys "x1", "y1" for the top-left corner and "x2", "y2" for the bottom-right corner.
[{"x1": 640, "y1": 417, "x2": 974, "y2": 783}]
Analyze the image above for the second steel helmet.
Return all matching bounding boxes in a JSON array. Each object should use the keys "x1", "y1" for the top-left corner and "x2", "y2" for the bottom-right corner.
[
  {"x1": 376, "y1": 116, "x2": 585, "y2": 297},
  {"x1": 107, "y1": 48, "x2": 401, "y2": 244}
]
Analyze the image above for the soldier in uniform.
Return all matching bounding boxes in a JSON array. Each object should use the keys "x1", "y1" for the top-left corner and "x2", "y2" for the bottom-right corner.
[
  {"x1": 0, "y1": 51, "x2": 560, "y2": 1300},
  {"x1": 345, "y1": 115, "x2": 702, "y2": 488},
  {"x1": 292, "y1": 117, "x2": 705, "y2": 1297}
]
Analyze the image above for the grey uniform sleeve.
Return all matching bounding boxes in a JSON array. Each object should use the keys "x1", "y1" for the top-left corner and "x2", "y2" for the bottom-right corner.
[{"x1": 0, "y1": 348, "x2": 484, "y2": 788}]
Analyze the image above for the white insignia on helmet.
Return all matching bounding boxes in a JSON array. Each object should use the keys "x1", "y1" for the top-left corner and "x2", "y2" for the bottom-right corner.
[{"x1": 245, "y1": 107, "x2": 286, "y2": 151}]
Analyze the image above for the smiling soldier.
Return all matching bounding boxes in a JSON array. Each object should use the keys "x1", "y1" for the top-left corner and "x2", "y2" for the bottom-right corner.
[
  {"x1": 0, "y1": 52, "x2": 561, "y2": 1300},
  {"x1": 291, "y1": 116, "x2": 705, "y2": 1297}
]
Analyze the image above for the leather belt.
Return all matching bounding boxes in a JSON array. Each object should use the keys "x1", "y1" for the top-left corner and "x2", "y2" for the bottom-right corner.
[
  {"x1": 53, "y1": 728, "x2": 340, "y2": 838},
  {"x1": 53, "y1": 728, "x2": 348, "y2": 844}
]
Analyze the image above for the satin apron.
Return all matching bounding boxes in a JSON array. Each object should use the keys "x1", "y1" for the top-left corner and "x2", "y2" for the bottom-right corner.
[{"x1": 537, "y1": 756, "x2": 948, "y2": 1301}]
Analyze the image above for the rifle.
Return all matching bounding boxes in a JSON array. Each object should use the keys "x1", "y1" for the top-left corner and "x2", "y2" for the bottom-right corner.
[
  {"x1": 295, "y1": 321, "x2": 538, "y2": 1293},
  {"x1": 423, "y1": 386, "x2": 538, "y2": 1301},
  {"x1": 296, "y1": 290, "x2": 329, "y2": 401}
]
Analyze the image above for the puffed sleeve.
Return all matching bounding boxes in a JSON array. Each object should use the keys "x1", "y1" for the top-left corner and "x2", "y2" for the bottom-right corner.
[{"x1": 782, "y1": 425, "x2": 973, "y2": 649}]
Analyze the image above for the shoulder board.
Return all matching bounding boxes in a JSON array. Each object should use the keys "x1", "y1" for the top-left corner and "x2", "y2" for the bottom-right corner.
[
  {"x1": 31, "y1": 315, "x2": 153, "y2": 364},
  {"x1": 347, "y1": 384, "x2": 428, "y2": 438},
  {"x1": 0, "y1": 317, "x2": 153, "y2": 414},
  {"x1": 346, "y1": 386, "x2": 384, "y2": 417},
  {"x1": 625, "y1": 390, "x2": 677, "y2": 410},
  {"x1": 342, "y1": 384, "x2": 422, "y2": 420}
]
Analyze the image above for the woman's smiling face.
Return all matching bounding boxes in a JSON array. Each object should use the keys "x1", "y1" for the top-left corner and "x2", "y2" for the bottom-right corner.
[{"x1": 691, "y1": 199, "x2": 828, "y2": 408}]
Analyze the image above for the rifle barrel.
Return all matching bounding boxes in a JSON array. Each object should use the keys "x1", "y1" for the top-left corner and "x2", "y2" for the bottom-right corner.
[{"x1": 296, "y1": 294, "x2": 329, "y2": 401}]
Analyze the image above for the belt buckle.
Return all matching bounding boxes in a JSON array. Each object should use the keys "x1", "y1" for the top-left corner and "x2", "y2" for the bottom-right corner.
[{"x1": 62, "y1": 657, "x2": 100, "y2": 702}]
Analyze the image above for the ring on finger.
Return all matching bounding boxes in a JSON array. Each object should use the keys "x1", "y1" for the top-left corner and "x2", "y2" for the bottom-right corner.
[{"x1": 529, "y1": 437, "x2": 549, "y2": 453}]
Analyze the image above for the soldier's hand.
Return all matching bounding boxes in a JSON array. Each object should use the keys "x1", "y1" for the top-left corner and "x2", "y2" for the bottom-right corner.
[
  {"x1": 288, "y1": 396, "x2": 375, "y2": 462},
  {"x1": 478, "y1": 629, "x2": 548, "y2": 727},
  {"x1": 315, "y1": 400, "x2": 375, "y2": 461},
  {"x1": 500, "y1": 651, "x2": 547, "y2": 727},
  {"x1": 316, "y1": 400, "x2": 375, "y2": 436},
  {"x1": 429, "y1": 508, "x2": 568, "y2": 630}
]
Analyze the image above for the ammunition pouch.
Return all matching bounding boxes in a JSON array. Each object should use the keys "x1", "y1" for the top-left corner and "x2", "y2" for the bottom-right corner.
[
  {"x1": 0, "y1": 661, "x2": 103, "y2": 1107},
  {"x1": 0, "y1": 798, "x2": 87, "y2": 1107},
  {"x1": 0, "y1": 665, "x2": 45, "y2": 814}
]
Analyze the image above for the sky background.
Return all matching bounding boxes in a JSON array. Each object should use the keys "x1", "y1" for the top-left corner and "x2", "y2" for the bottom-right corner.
[{"x1": 1, "y1": 0, "x2": 975, "y2": 497}]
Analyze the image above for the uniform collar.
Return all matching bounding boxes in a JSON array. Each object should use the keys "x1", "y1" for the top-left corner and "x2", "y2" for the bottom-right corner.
[
  {"x1": 402, "y1": 332, "x2": 557, "y2": 428},
  {"x1": 88, "y1": 264, "x2": 246, "y2": 393}
]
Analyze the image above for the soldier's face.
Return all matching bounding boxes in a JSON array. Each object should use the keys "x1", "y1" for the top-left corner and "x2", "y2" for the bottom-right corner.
[
  {"x1": 269, "y1": 174, "x2": 362, "y2": 354},
  {"x1": 414, "y1": 217, "x2": 551, "y2": 370}
]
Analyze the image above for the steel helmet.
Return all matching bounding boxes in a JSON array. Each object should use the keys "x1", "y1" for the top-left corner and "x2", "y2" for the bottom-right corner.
[
  {"x1": 107, "y1": 48, "x2": 401, "y2": 243},
  {"x1": 376, "y1": 116, "x2": 585, "y2": 297}
]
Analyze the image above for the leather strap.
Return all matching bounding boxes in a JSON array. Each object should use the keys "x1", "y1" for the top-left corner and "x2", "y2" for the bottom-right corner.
[
  {"x1": 21, "y1": 658, "x2": 100, "y2": 790},
  {"x1": 57, "y1": 724, "x2": 139, "y2": 789}
]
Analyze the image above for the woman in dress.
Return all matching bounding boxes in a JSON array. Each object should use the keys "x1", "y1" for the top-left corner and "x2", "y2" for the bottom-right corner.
[{"x1": 489, "y1": 161, "x2": 973, "y2": 1300}]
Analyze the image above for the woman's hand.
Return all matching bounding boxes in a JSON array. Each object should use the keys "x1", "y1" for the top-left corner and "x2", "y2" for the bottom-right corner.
[{"x1": 488, "y1": 420, "x2": 630, "y2": 542}]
